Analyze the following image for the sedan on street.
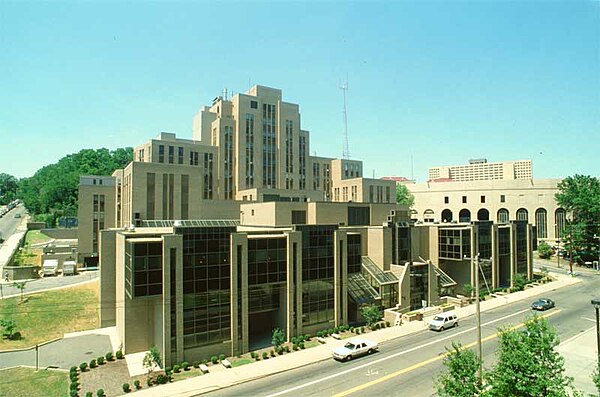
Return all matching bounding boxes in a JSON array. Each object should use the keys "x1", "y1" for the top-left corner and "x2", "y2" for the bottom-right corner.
[
  {"x1": 531, "y1": 298, "x2": 555, "y2": 311},
  {"x1": 332, "y1": 339, "x2": 378, "y2": 361}
]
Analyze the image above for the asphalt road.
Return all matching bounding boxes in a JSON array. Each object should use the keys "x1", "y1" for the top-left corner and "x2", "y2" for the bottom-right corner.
[
  {"x1": 204, "y1": 275, "x2": 600, "y2": 397},
  {"x1": 0, "y1": 204, "x2": 26, "y2": 246}
]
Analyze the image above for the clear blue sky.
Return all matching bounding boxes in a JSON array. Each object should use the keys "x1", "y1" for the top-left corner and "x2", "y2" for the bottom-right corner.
[{"x1": 1, "y1": 1, "x2": 598, "y2": 181}]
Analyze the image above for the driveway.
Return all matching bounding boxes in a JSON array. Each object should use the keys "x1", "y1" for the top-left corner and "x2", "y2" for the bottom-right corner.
[{"x1": 0, "y1": 271, "x2": 98, "y2": 299}]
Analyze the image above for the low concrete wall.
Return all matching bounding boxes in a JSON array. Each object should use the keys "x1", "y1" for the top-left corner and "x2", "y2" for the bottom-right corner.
[
  {"x1": 41, "y1": 228, "x2": 78, "y2": 240},
  {"x1": 4, "y1": 265, "x2": 40, "y2": 281},
  {"x1": 27, "y1": 222, "x2": 46, "y2": 231}
]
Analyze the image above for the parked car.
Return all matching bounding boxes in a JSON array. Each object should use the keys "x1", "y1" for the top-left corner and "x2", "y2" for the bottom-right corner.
[
  {"x1": 42, "y1": 259, "x2": 59, "y2": 277},
  {"x1": 332, "y1": 339, "x2": 378, "y2": 361},
  {"x1": 428, "y1": 312, "x2": 459, "y2": 331},
  {"x1": 531, "y1": 298, "x2": 555, "y2": 311},
  {"x1": 14, "y1": 213, "x2": 21, "y2": 218},
  {"x1": 62, "y1": 261, "x2": 77, "y2": 276}
]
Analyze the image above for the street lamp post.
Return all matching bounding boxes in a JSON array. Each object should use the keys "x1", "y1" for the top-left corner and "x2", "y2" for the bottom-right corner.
[
  {"x1": 556, "y1": 239, "x2": 561, "y2": 268},
  {"x1": 474, "y1": 253, "x2": 483, "y2": 386},
  {"x1": 592, "y1": 298, "x2": 600, "y2": 366}
]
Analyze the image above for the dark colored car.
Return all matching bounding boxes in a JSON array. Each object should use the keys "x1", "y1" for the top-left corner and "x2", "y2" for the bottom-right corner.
[{"x1": 531, "y1": 298, "x2": 555, "y2": 311}]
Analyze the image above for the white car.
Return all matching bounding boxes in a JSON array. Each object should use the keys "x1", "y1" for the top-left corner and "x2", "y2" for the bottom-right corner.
[
  {"x1": 332, "y1": 339, "x2": 378, "y2": 361},
  {"x1": 428, "y1": 312, "x2": 458, "y2": 331}
]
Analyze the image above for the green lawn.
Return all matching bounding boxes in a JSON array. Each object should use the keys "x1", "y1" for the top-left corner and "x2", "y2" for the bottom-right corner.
[
  {"x1": 0, "y1": 282, "x2": 99, "y2": 350},
  {"x1": 24, "y1": 230, "x2": 52, "y2": 246},
  {"x1": 0, "y1": 367, "x2": 68, "y2": 397}
]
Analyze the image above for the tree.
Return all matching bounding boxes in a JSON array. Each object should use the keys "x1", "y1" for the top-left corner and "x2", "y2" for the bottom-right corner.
[
  {"x1": 462, "y1": 283, "x2": 474, "y2": 298},
  {"x1": 511, "y1": 273, "x2": 527, "y2": 292},
  {"x1": 593, "y1": 362, "x2": 600, "y2": 395},
  {"x1": 0, "y1": 319, "x2": 18, "y2": 340},
  {"x1": 360, "y1": 304, "x2": 382, "y2": 327},
  {"x1": 142, "y1": 346, "x2": 162, "y2": 380},
  {"x1": 436, "y1": 342, "x2": 481, "y2": 397},
  {"x1": 537, "y1": 241, "x2": 554, "y2": 259},
  {"x1": 486, "y1": 316, "x2": 575, "y2": 397},
  {"x1": 0, "y1": 173, "x2": 19, "y2": 205},
  {"x1": 396, "y1": 184, "x2": 415, "y2": 208},
  {"x1": 271, "y1": 328, "x2": 285, "y2": 348},
  {"x1": 12, "y1": 282, "x2": 26, "y2": 302},
  {"x1": 555, "y1": 175, "x2": 600, "y2": 265}
]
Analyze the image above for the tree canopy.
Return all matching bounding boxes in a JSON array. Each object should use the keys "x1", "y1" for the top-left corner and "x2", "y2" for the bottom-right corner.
[
  {"x1": 0, "y1": 173, "x2": 19, "y2": 205},
  {"x1": 396, "y1": 184, "x2": 415, "y2": 208},
  {"x1": 555, "y1": 175, "x2": 600, "y2": 263},
  {"x1": 17, "y1": 147, "x2": 132, "y2": 225}
]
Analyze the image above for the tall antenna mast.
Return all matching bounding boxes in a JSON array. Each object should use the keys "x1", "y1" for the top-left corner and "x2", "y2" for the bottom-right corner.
[{"x1": 340, "y1": 76, "x2": 350, "y2": 160}]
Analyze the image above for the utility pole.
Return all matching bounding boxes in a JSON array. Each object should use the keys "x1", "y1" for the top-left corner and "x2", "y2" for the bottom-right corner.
[
  {"x1": 569, "y1": 228, "x2": 574, "y2": 275},
  {"x1": 340, "y1": 77, "x2": 350, "y2": 160},
  {"x1": 475, "y1": 253, "x2": 483, "y2": 386}
]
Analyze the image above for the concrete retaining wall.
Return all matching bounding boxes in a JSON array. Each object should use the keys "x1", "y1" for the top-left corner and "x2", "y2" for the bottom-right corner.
[{"x1": 40, "y1": 228, "x2": 78, "y2": 240}]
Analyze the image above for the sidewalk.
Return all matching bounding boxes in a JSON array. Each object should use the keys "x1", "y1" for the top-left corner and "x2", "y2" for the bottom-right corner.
[
  {"x1": 128, "y1": 271, "x2": 583, "y2": 397},
  {"x1": 556, "y1": 326, "x2": 599, "y2": 395}
]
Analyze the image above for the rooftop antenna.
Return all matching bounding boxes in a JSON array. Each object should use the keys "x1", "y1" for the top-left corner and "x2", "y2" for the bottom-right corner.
[{"x1": 340, "y1": 76, "x2": 350, "y2": 160}]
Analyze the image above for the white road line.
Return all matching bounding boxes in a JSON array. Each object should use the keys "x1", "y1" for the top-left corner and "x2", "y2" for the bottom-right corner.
[
  {"x1": 559, "y1": 325, "x2": 597, "y2": 345},
  {"x1": 582, "y1": 317, "x2": 596, "y2": 322},
  {"x1": 265, "y1": 307, "x2": 533, "y2": 397}
]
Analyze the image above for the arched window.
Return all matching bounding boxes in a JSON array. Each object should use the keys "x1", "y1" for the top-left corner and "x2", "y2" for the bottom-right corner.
[
  {"x1": 459, "y1": 209, "x2": 471, "y2": 223},
  {"x1": 516, "y1": 208, "x2": 528, "y2": 221},
  {"x1": 410, "y1": 209, "x2": 418, "y2": 221},
  {"x1": 441, "y1": 209, "x2": 453, "y2": 222},
  {"x1": 477, "y1": 208, "x2": 489, "y2": 221},
  {"x1": 555, "y1": 208, "x2": 566, "y2": 238},
  {"x1": 497, "y1": 208, "x2": 509, "y2": 223},
  {"x1": 424, "y1": 209, "x2": 435, "y2": 223},
  {"x1": 536, "y1": 208, "x2": 548, "y2": 238}
]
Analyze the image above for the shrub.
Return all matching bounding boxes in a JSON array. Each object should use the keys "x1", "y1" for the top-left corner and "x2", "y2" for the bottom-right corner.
[
  {"x1": 285, "y1": 345, "x2": 290, "y2": 353},
  {"x1": 270, "y1": 349, "x2": 275, "y2": 357},
  {"x1": 291, "y1": 336, "x2": 298, "y2": 344},
  {"x1": 350, "y1": 326, "x2": 354, "y2": 333},
  {"x1": 328, "y1": 328, "x2": 334, "y2": 335},
  {"x1": 105, "y1": 352, "x2": 114, "y2": 361},
  {"x1": 165, "y1": 366, "x2": 172, "y2": 376},
  {"x1": 146, "y1": 377, "x2": 153, "y2": 387},
  {"x1": 70, "y1": 373, "x2": 79, "y2": 383},
  {"x1": 70, "y1": 366, "x2": 78, "y2": 373},
  {"x1": 316, "y1": 331, "x2": 323, "y2": 338},
  {"x1": 361, "y1": 327, "x2": 365, "y2": 333},
  {"x1": 272, "y1": 327, "x2": 286, "y2": 348},
  {"x1": 262, "y1": 351, "x2": 268, "y2": 359},
  {"x1": 255, "y1": 355, "x2": 261, "y2": 361},
  {"x1": 79, "y1": 362, "x2": 88, "y2": 372},
  {"x1": 538, "y1": 241, "x2": 554, "y2": 259},
  {"x1": 70, "y1": 390, "x2": 78, "y2": 397},
  {"x1": 156, "y1": 374, "x2": 168, "y2": 384},
  {"x1": 89, "y1": 359, "x2": 97, "y2": 369},
  {"x1": 173, "y1": 364, "x2": 181, "y2": 373},
  {"x1": 182, "y1": 361, "x2": 190, "y2": 371},
  {"x1": 86, "y1": 392, "x2": 93, "y2": 397},
  {"x1": 96, "y1": 389, "x2": 105, "y2": 397},
  {"x1": 70, "y1": 382, "x2": 79, "y2": 390},
  {"x1": 116, "y1": 350, "x2": 124, "y2": 359},
  {"x1": 134, "y1": 380, "x2": 141, "y2": 390},
  {"x1": 277, "y1": 347, "x2": 284, "y2": 355},
  {"x1": 299, "y1": 342, "x2": 305, "y2": 349},
  {"x1": 193, "y1": 360, "x2": 200, "y2": 368},
  {"x1": 386, "y1": 321, "x2": 391, "y2": 327},
  {"x1": 250, "y1": 351, "x2": 257, "y2": 359},
  {"x1": 219, "y1": 354, "x2": 226, "y2": 362},
  {"x1": 211, "y1": 355, "x2": 218, "y2": 364},
  {"x1": 122, "y1": 383, "x2": 131, "y2": 393},
  {"x1": 305, "y1": 334, "x2": 311, "y2": 341},
  {"x1": 293, "y1": 343, "x2": 298, "y2": 351},
  {"x1": 512, "y1": 273, "x2": 528, "y2": 292},
  {"x1": 201, "y1": 359, "x2": 208, "y2": 365},
  {"x1": 97, "y1": 356, "x2": 105, "y2": 365},
  {"x1": 374, "y1": 323, "x2": 380, "y2": 330}
]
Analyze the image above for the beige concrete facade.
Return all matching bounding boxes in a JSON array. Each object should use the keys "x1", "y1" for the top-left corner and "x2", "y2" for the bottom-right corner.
[
  {"x1": 407, "y1": 178, "x2": 564, "y2": 242},
  {"x1": 428, "y1": 159, "x2": 533, "y2": 181}
]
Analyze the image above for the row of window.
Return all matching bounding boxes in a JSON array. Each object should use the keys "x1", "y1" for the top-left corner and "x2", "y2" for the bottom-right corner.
[{"x1": 445, "y1": 195, "x2": 506, "y2": 204}]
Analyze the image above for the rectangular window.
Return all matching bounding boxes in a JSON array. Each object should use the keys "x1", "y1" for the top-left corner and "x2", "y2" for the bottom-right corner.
[
  {"x1": 158, "y1": 145, "x2": 165, "y2": 163},
  {"x1": 480, "y1": 195, "x2": 486, "y2": 203},
  {"x1": 181, "y1": 175, "x2": 189, "y2": 220},
  {"x1": 250, "y1": 100, "x2": 258, "y2": 109},
  {"x1": 291, "y1": 210, "x2": 307, "y2": 225},
  {"x1": 462, "y1": 196, "x2": 467, "y2": 204},
  {"x1": 168, "y1": 146, "x2": 174, "y2": 164},
  {"x1": 348, "y1": 206, "x2": 370, "y2": 226},
  {"x1": 500, "y1": 195, "x2": 506, "y2": 203},
  {"x1": 444, "y1": 196, "x2": 449, "y2": 204},
  {"x1": 178, "y1": 147, "x2": 184, "y2": 164},
  {"x1": 147, "y1": 173, "x2": 155, "y2": 220}
]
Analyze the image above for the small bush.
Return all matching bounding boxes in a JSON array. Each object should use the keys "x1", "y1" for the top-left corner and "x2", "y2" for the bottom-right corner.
[
  {"x1": 134, "y1": 380, "x2": 141, "y2": 390},
  {"x1": 89, "y1": 359, "x2": 97, "y2": 369},
  {"x1": 97, "y1": 356, "x2": 105, "y2": 365},
  {"x1": 219, "y1": 354, "x2": 226, "y2": 361},
  {"x1": 255, "y1": 355, "x2": 261, "y2": 361},
  {"x1": 293, "y1": 343, "x2": 298, "y2": 351},
  {"x1": 285, "y1": 345, "x2": 290, "y2": 353},
  {"x1": 79, "y1": 362, "x2": 88, "y2": 372},
  {"x1": 211, "y1": 355, "x2": 218, "y2": 364},
  {"x1": 182, "y1": 361, "x2": 190, "y2": 371},
  {"x1": 361, "y1": 327, "x2": 365, "y2": 333},
  {"x1": 70, "y1": 366, "x2": 78, "y2": 373},
  {"x1": 122, "y1": 383, "x2": 131, "y2": 393},
  {"x1": 386, "y1": 321, "x2": 391, "y2": 327},
  {"x1": 291, "y1": 336, "x2": 298, "y2": 344},
  {"x1": 156, "y1": 374, "x2": 168, "y2": 384},
  {"x1": 201, "y1": 359, "x2": 208, "y2": 365},
  {"x1": 262, "y1": 352, "x2": 268, "y2": 359},
  {"x1": 193, "y1": 360, "x2": 200, "y2": 368},
  {"x1": 86, "y1": 392, "x2": 93, "y2": 397},
  {"x1": 70, "y1": 373, "x2": 79, "y2": 383},
  {"x1": 116, "y1": 350, "x2": 124, "y2": 359},
  {"x1": 146, "y1": 377, "x2": 153, "y2": 387},
  {"x1": 105, "y1": 352, "x2": 114, "y2": 361},
  {"x1": 277, "y1": 347, "x2": 284, "y2": 355},
  {"x1": 173, "y1": 364, "x2": 181, "y2": 373},
  {"x1": 165, "y1": 366, "x2": 172, "y2": 376},
  {"x1": 316, "y1": 331, "x2": 323, "y2": 338},
  {"x1": 70, "y1": 382, "x2": 79, "y2": 390},
  {"x1": 250, "y1": 352, "x2": 257, "y2": 359},
  {"x1": 96, "y1": 389, "x2": 105, "y2": 397},
  {"x1": 69, "y1": 390, "x2": 78, "y2": 397},
  {"x1": 299, "y1": 342, "x2": 305, "y2": 349}
]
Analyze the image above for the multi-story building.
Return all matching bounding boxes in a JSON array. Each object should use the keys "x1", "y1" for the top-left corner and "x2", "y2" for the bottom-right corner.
[
  {"x1": 78, "y1": 85, "x2": 394, "y2": 263},
  {"x1": 428, "y1": 159, "x2": 533, "y2": 182},
  {"x1": 407, "y1": 178, "x2": 564, "y2": 242}
]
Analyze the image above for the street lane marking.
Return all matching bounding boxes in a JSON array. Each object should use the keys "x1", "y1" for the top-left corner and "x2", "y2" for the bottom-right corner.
[
  {"x1": 582, "y1": 317, "x2": 596, "y2": 322},
  {"x1": 333, "y1": 310, "x2": 562, "y2": 397},
  {"x1": 265, "y1": 307, "x2": 535, "y2": 397}
]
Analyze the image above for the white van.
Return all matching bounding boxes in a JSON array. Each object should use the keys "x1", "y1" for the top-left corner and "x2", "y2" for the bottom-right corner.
[
  {"x1": 428, "y1": 312, "x2": 458, "y2": 331},
  {"x1": 42, "y1": 259, "x2": 59, "y2": 277}
]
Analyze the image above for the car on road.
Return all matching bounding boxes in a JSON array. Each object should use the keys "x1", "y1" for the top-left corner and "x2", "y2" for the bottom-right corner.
[
  {"x1": 531, "y1": 298, "x2": 555, "y2": 311},
  {"x1": 332, "y1": 339, "x2": 378, "y2": 361},
  {"x1": 14, "y1": 213, "x2": 21, "y2": 218},
  {"x1": 428, "y1": 312, "x2": 458, "y2": 331}
]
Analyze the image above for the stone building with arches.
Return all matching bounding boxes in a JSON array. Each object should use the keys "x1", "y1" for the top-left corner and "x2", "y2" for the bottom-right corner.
[{"x1": 406, "y1": 178, "x2": 564, "y2": 243}]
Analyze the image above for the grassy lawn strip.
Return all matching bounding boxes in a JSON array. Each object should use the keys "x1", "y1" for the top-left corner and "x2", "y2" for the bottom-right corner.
[
  {"x1": 24, "y1": 230, "x2": 52, "y2": 246},
  {"x1": 0, "y1": 367, "x2": 68, "y2": 397},
  {"x1": 0, "y1": 282, "x2": 99, "y2": 350}
]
